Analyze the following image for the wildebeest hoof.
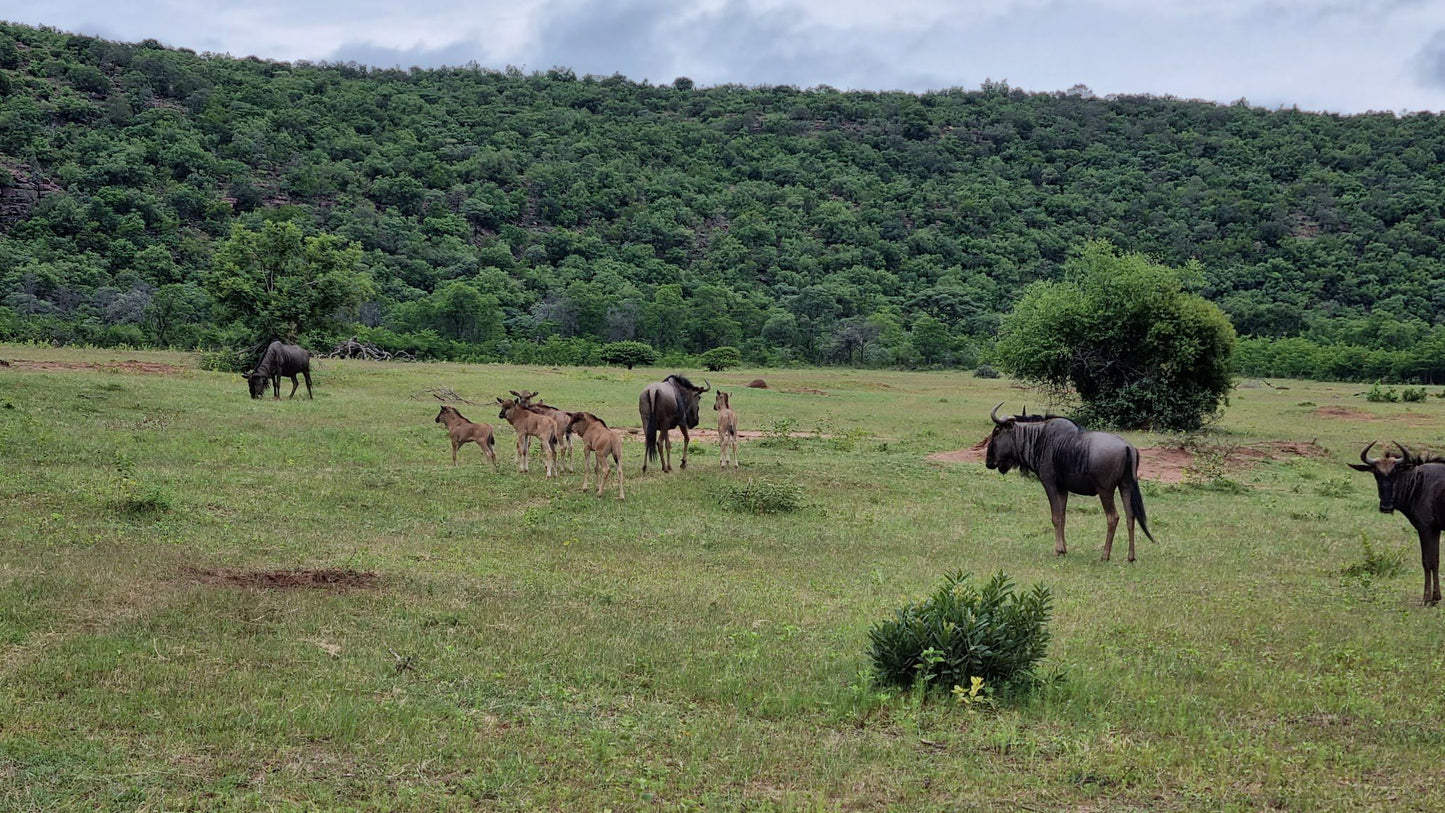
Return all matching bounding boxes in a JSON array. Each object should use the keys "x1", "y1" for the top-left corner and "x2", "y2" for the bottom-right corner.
[{"x1": 1054, "y1": 550, "x2": 1067, "y2": 556}]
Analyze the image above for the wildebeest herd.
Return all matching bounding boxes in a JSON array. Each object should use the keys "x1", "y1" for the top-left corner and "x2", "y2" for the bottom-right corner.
[{"x1": 246, "y1": 343, "x2": 1445, "y2": 605}]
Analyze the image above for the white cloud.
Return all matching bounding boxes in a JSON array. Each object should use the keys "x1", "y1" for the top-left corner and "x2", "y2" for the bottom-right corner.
[{"x1": 5, "y1": 0, "x2": 1445, "y2": 111}]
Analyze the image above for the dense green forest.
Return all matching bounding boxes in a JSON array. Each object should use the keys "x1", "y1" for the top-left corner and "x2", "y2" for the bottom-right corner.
[{"x1": 3, "y1": 21, "x2": 1445, "y2": 379}]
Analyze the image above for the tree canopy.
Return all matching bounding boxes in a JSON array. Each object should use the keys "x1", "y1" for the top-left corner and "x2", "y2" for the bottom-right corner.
[
  {"x1": 0, "y1": 22, "x2": 1442, "y2": 376},
  {"x1": 996, "y1": 242, "x2": 1236, "y2": 431}
]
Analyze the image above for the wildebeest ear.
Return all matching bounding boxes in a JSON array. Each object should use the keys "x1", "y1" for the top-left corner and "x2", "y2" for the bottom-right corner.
[{"x1": 1347, "y1": 463, "x2": 1375, "y2": 472}]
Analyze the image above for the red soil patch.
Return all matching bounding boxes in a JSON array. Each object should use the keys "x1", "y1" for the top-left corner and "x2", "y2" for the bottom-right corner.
[
  {"x1": 0, "y1": 358, "x2": 184, "y2": 376},
  {"x1": 928, "y1": 438, "x2": 1329, "y2": 484},
  {"x1": 1314, "y1": 406, "x2": 1376, "y2": 421},
  {"x1": 188, "y1": 568, "x2": 380, "y2": 590}
]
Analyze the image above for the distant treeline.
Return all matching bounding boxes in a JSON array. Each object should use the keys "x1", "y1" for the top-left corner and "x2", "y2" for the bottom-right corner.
[{"x1": 3, "y1": 22, "x2": 1445, "y2": 375}]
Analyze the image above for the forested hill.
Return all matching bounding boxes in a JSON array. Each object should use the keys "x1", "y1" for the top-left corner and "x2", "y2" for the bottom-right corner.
[{"x1": 3, "y1": 21, "x2": 1445, "y2": 372}]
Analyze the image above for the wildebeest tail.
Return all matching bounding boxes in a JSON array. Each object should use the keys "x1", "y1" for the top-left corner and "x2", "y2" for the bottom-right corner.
[
  {"x1": 1126, "y1": 446, "x2": 1156, "y2": 543},
  {"x1": 643, "y1": 390, "x2": 660, "y2": 463}
]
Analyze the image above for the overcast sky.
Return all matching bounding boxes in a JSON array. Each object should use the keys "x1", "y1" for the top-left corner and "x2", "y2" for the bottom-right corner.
[{"x1": 9, "y1": 0, "x2": 1445, "y2": 113}]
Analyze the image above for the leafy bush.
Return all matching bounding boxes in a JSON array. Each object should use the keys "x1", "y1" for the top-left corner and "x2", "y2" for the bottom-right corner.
[
  {"x1": 1365, "y1": 382, "x2": 1399, "y2": 402},
  {"x1": 1401, "y1": 386, "x2": 1428, "y2": 403},
  {"x1": 869, "y1": 571, "x2": 1053, "y2": 697},
  {"x1": 600, "y1": 340, "x2": 657, "y2": 369},
  {"x1": 198, "y1": 348, "x2": 251, "y2": 373},
  {"x1": 973, "y1": 364, "x2": 1001, "y2": 379},
  {"x1": 717, "y1": 477, "x2": 802, "y2": 514},
  {"x1": 757, "y1": 417, "x2": 801, "y2": 449},
  {"x1": 997, "y1": 241, "x2": 1236, "y2": 431},
  {"x1": 1339, "y1": 536, "x2": 1404, "y2": 580},
  {"x1": 701, "y1": 345, "x2": 743, "y2": 371}
]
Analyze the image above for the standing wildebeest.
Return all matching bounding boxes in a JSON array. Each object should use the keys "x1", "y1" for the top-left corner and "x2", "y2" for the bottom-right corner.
[
  {"x1": 714, "y1": 390, "x2": 739, "y2": 469},
  {"x1": 1350, "y1": 441, "x2": 1445, "y2": 605},
  {"x1": 511, "y1": 390, "x2": 575, "y2": 473},
  {"x1": 434, "y1": 405, "x2": 497, "y2": 467},
  {"x1": 568, "y1": 412, "x2": 625, "y2": 500},
  {"x1": 985, "y1": 403, "x2": 1156, "y2": 562},
  {"x1": 245, "y1": 341, "x2": 312, "y2": 400},
  {"x1": 496, "y1": 396, "x2": 560, "y2": 477},
  {"x1": 638, "y1": 374, "x2": 709, "y2": 473}
]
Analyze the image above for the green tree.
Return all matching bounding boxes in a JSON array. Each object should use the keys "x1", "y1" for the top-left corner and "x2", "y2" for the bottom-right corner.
[
  {"x1": 600, "y1": 340, "x2": 657, "y2": 369},
  {"x1": 204, "y1": 220, "x2": 371, "y2": 348},
  {"x1": 996, "y1": 241, "x2": 1236, "y2": 431},
  {"x1": 701, "y1": 345, "x2": 743, "y2": 371}
]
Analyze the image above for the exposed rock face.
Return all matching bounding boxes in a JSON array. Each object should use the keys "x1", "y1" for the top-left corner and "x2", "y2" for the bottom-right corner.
[{"x1": 0, "y1": 166, "x2": 57, "y2": 231}]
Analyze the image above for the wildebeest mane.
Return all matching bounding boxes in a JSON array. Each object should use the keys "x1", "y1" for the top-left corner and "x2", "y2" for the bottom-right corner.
[
  {"x1": 1005, "y1": 418, "x2": 1090, "y2": 478},
  {"x1": 666, "y1": 373, "x2": 699, "y2": 391}
]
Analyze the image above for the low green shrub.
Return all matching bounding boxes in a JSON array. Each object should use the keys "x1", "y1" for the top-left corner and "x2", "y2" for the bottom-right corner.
[
  {"x1": 1365, "y1": 381, "x2": 1399, "y2": 403},
  {"x1": 1339, "y1": 536, "x2": 1404, "y2": 580},
  {"x1": 1400, "y1": 386, "x2": 1428, "y2": 403},
  {"x1": 974, "y1": 364, "x2": 1001, "y2": 379},
  {"x1": 868, "y1": 571, "x2": 1052, "y2": 698},
  {"x1": 718, "y1": 477, "x2": 802, "y2": 514}
]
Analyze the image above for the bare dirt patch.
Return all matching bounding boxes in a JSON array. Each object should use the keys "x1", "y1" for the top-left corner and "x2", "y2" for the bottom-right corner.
[
  {"x1": 188, "y1": 568, "x2": 380, "y2": 591},
  {"x1": 928, "y1": 438, "x2": 1329, "y2": 484},
  {"x1": 1314, "y1": 405, "x2": 1376, "y2": 421},
  {"x1": 0, "y1": 358, "x2": 185, "y2": 376},
  {"x1": 782, "y1": 387, "x2": 831, "y2": 396}
]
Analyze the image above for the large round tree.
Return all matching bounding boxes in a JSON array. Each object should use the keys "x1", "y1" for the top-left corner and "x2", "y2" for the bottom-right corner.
[{"x1": 996, "y1": 241, "x2": 1236, "y2": 431}]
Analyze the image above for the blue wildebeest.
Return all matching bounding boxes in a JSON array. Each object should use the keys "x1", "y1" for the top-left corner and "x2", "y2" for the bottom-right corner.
[
  {"x1": 245, "y1": 341, "x2": 312, "y2": 400},
  {"x1": 638, "y1": 374, "x2": 709, "y2": 473},
  {"x1": 1350, "y1": 441, "x2": 1445, "y2": 605},
  {"x1": 985, "y1": 403, "x2": 1156, "y2": 561}
]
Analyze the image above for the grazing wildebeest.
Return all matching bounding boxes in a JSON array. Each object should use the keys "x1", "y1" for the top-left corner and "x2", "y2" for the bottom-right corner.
[
  {"x1": 1350, "y1": 441, "x2": 1445, "y2": 605},
  {"x1": 638, "y1": 374, "x2": 709, "y2": 473},
  {"x1": 511, "y1": 390, "x2": 575, "y2": 473},
  {"x1": 986, "y1": 403, "x2": 1156, "y2": 561},
  {"x1": 496, "y1": 396, "x2": 559, "y2": 477},
  {"x1": 567, "y1": 412, "x2": 625, "y2": 500},
  {"x1": 714, "y1": 390, "x2": 739, "y2": 469},
  {"x1": 434, "y1": 405, "x2": 497, "y2": 467},
  {"x1": 245, "y1": 341, "x2": 312, "y2": 400}
]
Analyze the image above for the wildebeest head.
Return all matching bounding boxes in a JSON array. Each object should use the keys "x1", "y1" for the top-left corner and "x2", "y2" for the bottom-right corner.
[
  {"x1": 496, "y1": 397, "x2": 519, "y2": 420},
  {"x1": 243, "y1": 370, "x2": 266, "y2": 399},
  {"x1": 985, "y1": 402, "x2": 1020, "y2": 473},
  {"x1": 667, "y1": 374, "x2": 710, "y2": 428},
  {"x1": 1350, "y1": 440, "x2": 1417, "y2": 513},
  {"x1": 510, "y1": 389, "x2": 539, "y2": 406},
  {"x1": 436, "y1": 405, "x2": 459, "y2": 424},
  {"x1": 714, "y1": 391, "x2": 730, "y2": 411}
]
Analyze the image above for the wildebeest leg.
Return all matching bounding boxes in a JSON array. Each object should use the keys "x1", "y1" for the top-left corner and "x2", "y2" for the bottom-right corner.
[
  {"x1": 1099, "y1": 489, "x2": 1119, "y2": 561},
  {"x1": 1422, "y1": 529, "x2": 1441, "y2": 605},
  {"x1": 1046, "y1": 487, "x2": 1068, "y2": 555},
  {"x1": 596, "y1": 454, "x2": 607, "y2": 497},
  {"x1": 516, "y1": 435, "x2": 527, "y2": 472},
  {"x1": 1119, "y1": 485, "x2": 1138, "y2": 563},
  {"x1": 288, "y1": 374, "x2": 300, "y2": 398},
  {"x1": 615, "y1": 453, "x2": 624, "y2": 500},
  {"x1": 581, "y1": 450, "x2": 593, "y2": 493},
  {"x1": 451, "y1": 440, "x2": 460, "y2": 465},
  {"x1": 661, "y1": 430, "x2": 672, "y2": 473},
  {"x1": 303, "y1": 369, "x2": 313, "y2": 399},
  {"x1": 680, "y1": 426, "x2": 691, "y2": 469},
  {"x1": 272, "y1": 374, "x2": 282, "y2": 400}
]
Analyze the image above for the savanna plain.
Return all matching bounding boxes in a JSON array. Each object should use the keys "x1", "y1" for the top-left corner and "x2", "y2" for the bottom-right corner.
[{"x1": 2, "y1": 346, "x2": 1444, "y2": 811}]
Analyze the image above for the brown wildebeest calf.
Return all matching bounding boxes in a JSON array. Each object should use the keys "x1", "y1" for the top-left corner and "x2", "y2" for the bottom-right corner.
[
  {"x1": 512, "y1": 389, "x2": 575, "y2": 473},
  {"x1": 496, "y1": 397, "x2": 560, "y2": 477},
  {"x1": 434, "y1": 405, "x2": 497, "y2": 466},
  {"x1": 567, "y1": 412, "x2": 625, "y2": 500},
  {"x1": 714, "y1": 391, "x2": 739, "y2": 469}
]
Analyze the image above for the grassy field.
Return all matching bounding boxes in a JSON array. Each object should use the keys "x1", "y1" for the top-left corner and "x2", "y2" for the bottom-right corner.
[{"x1": 2, "y1": 345, "x2": 1444, "y2": 811}]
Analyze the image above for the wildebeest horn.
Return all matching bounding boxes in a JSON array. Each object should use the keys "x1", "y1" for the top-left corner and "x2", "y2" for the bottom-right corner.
[
  {"x1": 699, "y1": 379, "x2": 711, "y2": 393},
  {"x1": 1360, "y1": 440, "x2": 1379, "y2": 465},
  {"x1": 991, "y1": 402, "x2": 1007, "y2": 426},
  {"x1": 1394, "y1": 441, "x2": 1413, "y2": 461}
]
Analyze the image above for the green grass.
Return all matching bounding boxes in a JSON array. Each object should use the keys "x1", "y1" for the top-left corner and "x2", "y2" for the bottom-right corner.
[{"x1": 2, "y1": 347, "x2": 1444, "y2": 810}]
